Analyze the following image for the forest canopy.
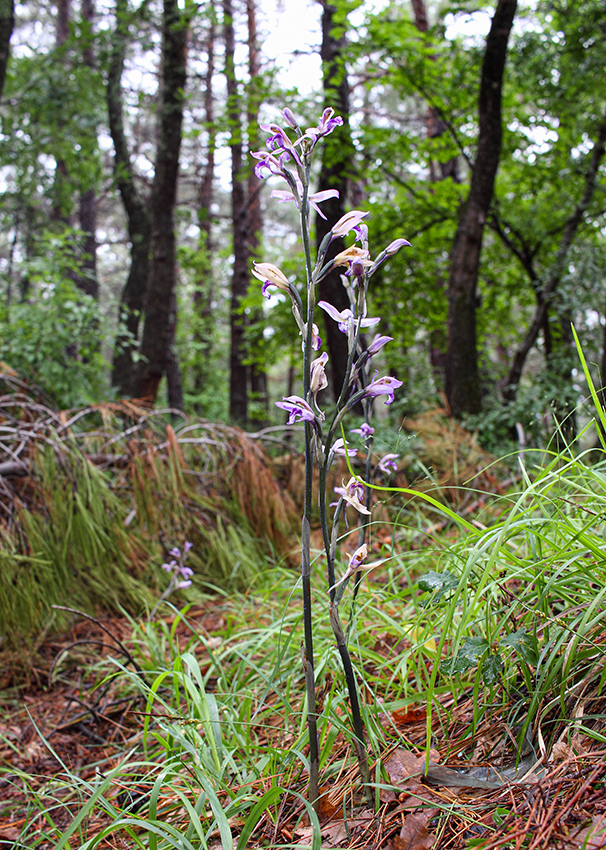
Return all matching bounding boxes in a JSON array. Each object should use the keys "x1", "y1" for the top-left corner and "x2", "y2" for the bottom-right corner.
[{"x1": 1, "y1": 0, "x2": 605, "y2": 448}]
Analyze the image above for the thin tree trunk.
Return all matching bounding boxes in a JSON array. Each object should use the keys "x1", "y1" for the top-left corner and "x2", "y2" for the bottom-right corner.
[
  {"x1": 315, "y1": 0, "x2": 355, "y2": 400},
  {"x1": 192, "y1": 10, "x2": 216, "y2": 402},
  {"x1": 410, "y1": 0, "x2": 458, "y2": 393},
  {"x1": 225, "y1": 0, "x2": 249, "y2": 426},
  {"x1": 504, "y1": 107, "x2": 606, "y2": 403},
  {"x1": 77, "y1": 0, "x2": 98, "y2": 299},
  {"x1": 247, "y1": 0, "x2": 269, "y2": 428},
  {"x1": 133, "y1": 0, "x2": 188, "y2": 403},
  {"x1": 0, "y1": 0, "x2": 15, "y2": 101},
  {"x1": 52, "y1": 0, "x2": 72, "y2": 225},
  {"x1": 108, "y1": 0, "x2": 152, "y2": 396},
  {"x1": 445, "y1": 0, "x2": 517, "y2": 418}
]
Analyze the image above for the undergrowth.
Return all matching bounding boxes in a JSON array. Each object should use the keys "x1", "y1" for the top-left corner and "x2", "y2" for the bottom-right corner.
[{"x1": 2, "y1": 419, "x2": 606, "y2": 847}]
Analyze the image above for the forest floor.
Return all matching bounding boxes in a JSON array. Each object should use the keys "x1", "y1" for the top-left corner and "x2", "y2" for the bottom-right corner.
[{"x1": 1, "y1": 597, "x2": 606, "y2": 850}]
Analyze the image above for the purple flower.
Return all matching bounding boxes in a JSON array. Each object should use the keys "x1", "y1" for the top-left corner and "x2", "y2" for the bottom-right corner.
[
  {"x1": 300, "y1": 323, "x2": 322, "y2": 351},
  {"x1": 184, "y1": 541, "x2": 193, "y2": 553},
  {"x1": 162, "y1": 559, "x2": 178, "y2": 572},
  {"x1": 331, "y1": 438, "x2": 357, "y2": 458},
  {"x1": 304, "y1": 107, "x2": 344, "y2": 143},
  {"x1": 177, "y1": 580, "x2": 193, "y2": 589},
  {"x1": 250, "y1": 150, "x2": 289, "y2": 180},
  {"x1": 334, "y1": 477, "x2": 370, "y2": 515},
  {"x1": 318, "y1": 301, "x2": 380, "y2": 334},
  {"x1": 275, "y1": 395, "x2": 317, "y2": 425},
  {"x1": 367, "y1": 334, "x2": 394, "y2": 357},
  {"x1": 348, "y1": 543, "x2": 368, "y2": 572},
  {"x1": 252, "y1": 262, "x2": 291, "y2": 299},
  {"x1": 378, "y1": 453, "x2": 399, "y2": 474},
  {"x1": 282, "y1": 107, "x2": 299, "y2": 129},
  {"x1": 331, "y1": 210, "x2": 370, "y2": 239},
  {"x1": 310, "y1": 352, "x2": 329, "y2": 398},
  {"x1": 350, "y1": 423, "x2": 374, "y2": 439},
  {"x1": 180, "y1": 566, "x2": 194, "y2": 579},
  {"x1": 363, "y1": 373, "x2": 403, "y2": 405},
  {"x1": 271, "y1": 183, "x2": 339, "y2": 219},
  {"x1": 168, "y1": 548, "x2": 181, "y2": 559},
  {"x1": 370, "y1": 237, "x2": 412, "y2": 273}
]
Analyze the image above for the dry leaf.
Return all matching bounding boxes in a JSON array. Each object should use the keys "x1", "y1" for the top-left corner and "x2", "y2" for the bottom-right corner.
[
  {"x1": 385, "y1": 748, "x2": 440, "y2": 786},
  {"x1": 389, "y1": 813, "x2": 436, "y2": 850},
  {"x1": 391, "y1": 706, "x2": 427, "y2": 726},
  {"x1": 565, "y1": 815, "x2": 606, "y2": 850}
]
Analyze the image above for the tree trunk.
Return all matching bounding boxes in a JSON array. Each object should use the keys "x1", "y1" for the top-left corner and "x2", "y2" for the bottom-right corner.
[
  {"x1": 108, "y1": 0, "x2": 152, "y2": 396},
  {"x1": 246, "y1": 0, "x2": 269, "y2": 428},
  {"x1": 225, "y1": 0, "x2": 249, "y2": 426},
  {"x1": 445, "y1": 0, "x2": 517, "y2": 418},
  {"x1": 315, "y1": 0, "x2": 355, "y2": 401},
  {"x1": 192, "y1": 9, "x2": 216, "y2": 403},
  {"x1": 77, "y1": 0, "x2": 98, "y2": 299},
  {"x1": 0, "y1": 0, "x2": 14, "y2": 101},
  {"x1": 133, "y1": 0, "x2": 188, "y2": 403}
]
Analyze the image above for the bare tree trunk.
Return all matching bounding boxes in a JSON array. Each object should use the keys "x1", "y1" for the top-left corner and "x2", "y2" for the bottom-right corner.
[
  {"x1": 108, "y1": 0, "x2": 152, "y2": 396},
  {"x1": 246, "y1": 0, "x2": 269, "y2": 428},
  {"x1": 315, "y1": 0, "x2": 355, "y2": 400},
  {"x1": 410, "y1": 0, "x2": 458, "y2": 394},
  {"x1": 225, "y1": 0, "x2": 249, "y2": 426},
  {"x1": 77, "y1": 0, "x2": 98, "y2": 299},
  {"x1": 0, "y1": 0, "x2": 14, "y2": 101},
  {"x1": 52, "y1": 0, "x2": 72, "y2": 226},
  {"x1": 445, "y1": 0, "x2": 517, "y2": 418},
  {"x1": 192, "y1": 10, "x2": 216, "y2": 403},
  {"x1": 133, "y1": 0, "x2": 188, "y2": 403}
]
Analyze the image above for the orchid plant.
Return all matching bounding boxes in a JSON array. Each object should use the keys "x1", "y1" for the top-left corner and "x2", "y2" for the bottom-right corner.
[{"x1": 252, "y1": 107, "x2": 409, "y2": 809}]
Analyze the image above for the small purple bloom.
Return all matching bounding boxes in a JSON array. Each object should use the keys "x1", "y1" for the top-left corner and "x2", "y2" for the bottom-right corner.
[
  {"x1": 318, "y1": 301, "x2": 380, "y2": 335},
  {"x1": 180, "y1": 566, "x2": 194, "y2": 579},
  {"x1": 367, "y1": 334, "x2": 394, "y2": 357},
  {"x1": 331, "y1": 210, "x2": 370, "y2": 239},
  {"x1": 363, "y1": 372, "x2": 404, "y2": 405},
  {"x1": 334, "y1": 477, "x2": 370, "y2": 515},
  {"x1": 304, "y1": 107, "x2": 344, "y2": 143},
  {"x1": 162, "y1": 559, "x2": 178, "y2": 572},
  {"x1": 282, "y1": 107, "x2": 299, "y2": 129},
  {"x1": 350, "y1": 423, "x2": 374, "y2": 439},
  {"x1": 177, "y1": 580, "x2": 193, "y2": 589},
  {"x1": 184, "y1": 541, "x2": 194, "y2": 553},
  {"x1": 310, "y1": 352, "x2": 329, "y2": 398},
  {"x1": 275, "y1": 395, "x2": 317, "y2": 425},
  {"x1": 331, "y1": 438, "x2": 357, "y2": 458},
  {"x1": 378, "y1": 453, "x2": 399, "y2": 474},
  {"x1": 168, "y1": 548, "x2": 181, "y2": 559}
]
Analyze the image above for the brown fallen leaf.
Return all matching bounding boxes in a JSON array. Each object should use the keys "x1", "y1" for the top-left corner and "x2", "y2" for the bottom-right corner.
[
  {"x1": 386, "y1": 813, "x2": 437, "y2": 850},
  {"x1": 391, "y1": 706, "x2": 427, "y2": 726},
  {"x1": 564, "y1": 815, "x2": 606, "y2": 850},
  {"x1": 385, "y1": 748, "x2": 440, "y2": 786}
]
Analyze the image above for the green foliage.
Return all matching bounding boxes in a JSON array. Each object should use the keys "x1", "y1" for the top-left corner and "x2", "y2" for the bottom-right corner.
[{"x1": 0, "y1": 275, "x2": 108, "y2": 409}]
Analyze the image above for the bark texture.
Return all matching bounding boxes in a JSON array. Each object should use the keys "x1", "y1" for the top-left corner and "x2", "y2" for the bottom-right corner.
[
  {"x1": 0, "y1": 0, "x2": 14, "y2": 101},
  {"x1": 316, "y1": 0, "x2": 355, "y2": 400},
  {"x1": 445, "y1": 0, "x2": 517, "y2": 417},
  {"x1": 133, "y1": 0, "x2": 187, "y2": 403},
  {"x1": 108, "y1": 0, "x2": 152, "y2": 396},
  {"x1": 225, "y1": 0, "x2": 250, "y2": 426}
]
